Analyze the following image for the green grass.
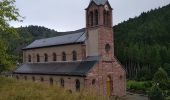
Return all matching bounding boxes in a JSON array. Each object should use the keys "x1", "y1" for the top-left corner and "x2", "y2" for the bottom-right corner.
[
  {"x1": 0, "y1": 76, "x2": 107, "y2": 100},
  {"x1": 127, "y1": 80, "x2": 152, "y2": 91}
]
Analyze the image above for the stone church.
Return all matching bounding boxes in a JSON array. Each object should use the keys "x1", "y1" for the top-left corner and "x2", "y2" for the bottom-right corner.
[{"x1": 13, "y1": 0, "x2": 126, "y2": 96}]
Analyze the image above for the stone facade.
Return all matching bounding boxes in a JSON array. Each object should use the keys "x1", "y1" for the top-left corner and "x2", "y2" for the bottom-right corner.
[
  {"x1": 14, "y1": 74, "x2": 85, "y2": 92},
  {"x1": 14, "y1": 0, "x2": 126, "y2": 97},
  {"x1": 23, "y1": 44, "x2": 85, "y2": 63}
]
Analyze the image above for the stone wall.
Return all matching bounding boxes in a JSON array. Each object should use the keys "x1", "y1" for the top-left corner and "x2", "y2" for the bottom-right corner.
[
  {"x1": 85, "y1": 59, "x2": 126, "y2": 97},
  {"x1": 13, "y1": 74, "x2": 85, "y2": 92}
]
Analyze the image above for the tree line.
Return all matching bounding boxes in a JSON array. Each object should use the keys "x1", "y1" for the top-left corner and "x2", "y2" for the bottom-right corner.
[{"x1": 114, "y1": 4, "x2": 170, "y2": 80}]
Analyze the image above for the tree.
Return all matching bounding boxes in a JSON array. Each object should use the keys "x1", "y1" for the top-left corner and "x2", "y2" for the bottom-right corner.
[
  {"x1": 0, "y1": 0, "x2": 21, "y2": 72},
  {"x1": 153, "y1": 67, "x2": 168, "y2": 90},
  {"x1": 0, "y1": 0, "x2": 22, "y2": 33},
  {"x1": 148, "y1": 68, "x2": 169, "y2": 100}
]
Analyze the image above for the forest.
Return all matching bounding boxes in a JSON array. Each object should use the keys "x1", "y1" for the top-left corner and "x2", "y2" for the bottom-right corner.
[
  {"x1": 0, "y1": 3, "x2": 170, "y2": 80},
  {"x1": 114, "y1": 4, "x2": 170, "y2": 80}
]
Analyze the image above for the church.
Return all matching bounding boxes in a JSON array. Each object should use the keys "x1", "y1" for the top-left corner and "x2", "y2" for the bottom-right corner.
[{"x1": 13, "y1": 0, "x2": 126, "y2": 96}]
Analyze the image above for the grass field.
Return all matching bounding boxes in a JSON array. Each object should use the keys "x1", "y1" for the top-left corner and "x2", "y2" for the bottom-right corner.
[{"x1": 0, "y1": 76, "x2": 107, "y2": 100}]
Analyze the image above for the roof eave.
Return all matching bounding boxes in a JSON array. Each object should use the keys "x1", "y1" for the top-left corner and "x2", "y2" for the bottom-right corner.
[
  {"x1": 13, "y1": 72, "x2": 87, "y2": 77},
  {"x1": 22, "y1": 42, "x2": 85, "y2": 51}
]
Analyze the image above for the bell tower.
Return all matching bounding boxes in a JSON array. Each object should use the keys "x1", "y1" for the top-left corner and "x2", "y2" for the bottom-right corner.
[
  {"x1": 86, "y1": 0, "x2": 114, "y2": 61},
  {"x1": 85, "y1": 0, "x2": 126, "y2": 96}
]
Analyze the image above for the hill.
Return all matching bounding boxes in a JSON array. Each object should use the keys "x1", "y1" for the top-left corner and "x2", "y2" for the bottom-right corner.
[{"x1": 114, "y1": 4, "x2": 170, "y2": 79}]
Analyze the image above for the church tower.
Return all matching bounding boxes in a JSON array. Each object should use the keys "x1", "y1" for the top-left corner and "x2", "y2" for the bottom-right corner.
[
  {"x1": 86, "y1": 0, "x2": 114, "y2": 61},
  {"x1": 85, "y1": 0, "x2": 126, "y2": 96}
]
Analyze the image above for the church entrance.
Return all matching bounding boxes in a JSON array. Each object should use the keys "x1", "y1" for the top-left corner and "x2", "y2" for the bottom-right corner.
[{"x1": 106, "y1": 75, "x2": 113, "y2": 96}]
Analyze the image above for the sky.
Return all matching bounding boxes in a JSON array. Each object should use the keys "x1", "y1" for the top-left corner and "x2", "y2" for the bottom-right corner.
[{"x1": 10, "y1": 0, "x2": 170, "y2": 32}]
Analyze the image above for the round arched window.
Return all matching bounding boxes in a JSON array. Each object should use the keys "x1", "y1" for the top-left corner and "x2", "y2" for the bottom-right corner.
[
  {"x1": 105, "y1": 44, "x2": 111, "y2": 53},
  {"x1": 92, "y1": 79, "x2": 96, "y2": 85}
]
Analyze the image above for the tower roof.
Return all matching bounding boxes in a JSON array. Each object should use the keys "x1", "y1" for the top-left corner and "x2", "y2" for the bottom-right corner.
[{"x1": 91, "y1": 0, "x2": 107, "y2": 5}]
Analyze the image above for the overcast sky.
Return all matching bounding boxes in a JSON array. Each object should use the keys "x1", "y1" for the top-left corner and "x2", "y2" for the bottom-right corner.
[{"x1": 10, "y1": 0, "x2": 170, "y2": 32}]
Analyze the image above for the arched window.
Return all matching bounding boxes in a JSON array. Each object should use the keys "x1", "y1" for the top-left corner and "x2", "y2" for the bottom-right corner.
[
  {"x1": 41, "y1": 77, "x2": 44, "y2": 82},
  {"x1": 24, "y1": 76, "x2": 27, "y2": 80},
  {"x1": 87, "y1": 13, "x2": 90, "y2": 27},
  {"x1": 60, "y1": 78, "x2": 64, "y2": 87},
  {"x1": 28, "y1": 55, "x2": 31, "y2": 62},
  {"x1": 62, "y1": 52, "x2": 66, "y2": 61},
  {"x1": 92, "y1": 79, "x2": 96, "y2": 85},
  {"x1": 107, "y1": 11, "x2": 110, "y2": 26},
  {"x1": 82, "y1": 49, "x2": 86, "y2": 60},
  {"x1": 50, "y1": 77, "x2": 53, "y2": 85},
  {"x1": 32, "y1": 76, "x2": 35, "y2": 82},
  {"x1": 95, "y1": 10, "x2": 98, "y2": 25},
  {"x1": 103, "y1": 10, "x2": 107, "y2": 25},
  {"x1": 90, "y1": 11, "x2": 93, "y2": 26},
  {"x1": 75, "y1": 79, "x2": 80, "y2": 92},
  {"x1": 37, "y1": 54, "x2": 40, "y2": 62},
  {"x1": 105, "y1": 44, "x2": 111, "y2": 53},
  {"x1": 53, "y1": 53, "x2": 57, "y2": 61},
  {"x1": 44, "y1": 53, "x2": 48, "y2": 62},
  {"x1": 72, "y1": 51, "x2": 77, "y2": 61}
]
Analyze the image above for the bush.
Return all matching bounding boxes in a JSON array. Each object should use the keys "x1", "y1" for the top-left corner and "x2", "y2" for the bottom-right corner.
[
  {"x1": 148, "y1": 84, "x2": 165, "y2": 100},
  {"x1": 153, "y1": 67, "x2": 168, "y2": 90},
  {"x1": 127, "y1": 80, "x2": 152, "y2": 91}
]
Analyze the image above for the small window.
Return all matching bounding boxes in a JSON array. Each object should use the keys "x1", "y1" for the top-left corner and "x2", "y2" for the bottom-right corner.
[
  {"x1": 41, "y1": 77, "x2": 44, "y2": 82},
  {"x1": 90, "y1": 11, "x2": 93, "y2": 26},
  {"x1": 32, "y1": 76, "x2": 35, "y2": 82},
  {"x1": 95, "y1": 10, "x2": 98, "y2": 25},
  {"x1": 53, "y1": 53, "x2": 57, "y2": 61},
  {"x1": 24, "y1": 76, "x2": 27, "y2": 80},
  {"x1": 72, "y1": 51, "x2": 77, "y2": 61},
  {"x1": 60, "y1": 78, "x2": 64, "y2": 87},
  {"x1": 62, "y1": 52, "x2": 66, "y2": 61},
  {"x1": 44, "y1": 53, "x2": 48, "y2": 62},
  {"x1": 92, "y1": 79, "x2": 96, "y2": 85},
  {"x1": 107, "y1": 11, "x2": 110, "y2": 26},
  {"x1": 50, "y1": 78, "x2": 53, "y2": 85},
  {"x1": 103, "y1": 10, "x2": 107, "y2": 25},
  {"x1": 75, "y1": 79, "x2": 80, "y2": 92},
  {"x1": 28, "y1": 55, "x2": 31, "y2": 62},
  {"x1": 37, "y1": 54, "x2": 40, "y2": 62},
  {"x1": 105, "y1": 44, "x2": 111, "y2": 53}
]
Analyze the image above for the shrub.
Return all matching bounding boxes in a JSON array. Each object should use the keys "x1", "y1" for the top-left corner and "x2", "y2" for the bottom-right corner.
[
  {"x1": 127, "y1": 80, "x2": 152, "y2": 91},
  {"x1": 153, "y1": 67, "x2": 168, "y2": 90},
  {"x1": 148, "y1": 84, "x2": 165, "y2": 100}
]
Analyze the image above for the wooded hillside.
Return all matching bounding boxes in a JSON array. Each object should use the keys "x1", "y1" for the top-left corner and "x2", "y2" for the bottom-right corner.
[{"x1": 114, "y1": 4, "x2": 170, "y2": 79}]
